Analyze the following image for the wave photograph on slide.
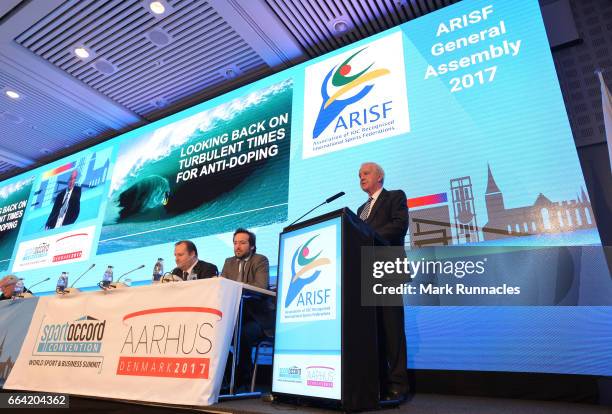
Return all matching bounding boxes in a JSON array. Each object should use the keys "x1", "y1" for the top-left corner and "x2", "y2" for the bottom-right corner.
[
  {"x1": 97, "y1": 79, "x2": 293, "y2": 255},
  {"x1": 0, "y1": 177, "x2": 34, "y2": 271}
]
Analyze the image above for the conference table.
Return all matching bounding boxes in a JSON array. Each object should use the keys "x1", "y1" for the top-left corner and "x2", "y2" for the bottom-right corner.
[
  {"x1": 223, "y1": 281, "x2": 276, "y2": 398},
  {"x1": 2, "y1": 277, "x2": 275, "y2": 407}
]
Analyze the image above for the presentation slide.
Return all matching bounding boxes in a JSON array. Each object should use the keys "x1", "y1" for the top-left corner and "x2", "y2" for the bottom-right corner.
[
  {"x1": 1, "y1": 0, "x2": 610, "y2": 376},
  {"x1": 0, "y1": 176, "x2": 34, "y2": 271}
]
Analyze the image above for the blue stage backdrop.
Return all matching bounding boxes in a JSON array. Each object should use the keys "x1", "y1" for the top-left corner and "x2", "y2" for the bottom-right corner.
[{"x1": 1, "y1": 0, "x2": 610, "y2": 375}]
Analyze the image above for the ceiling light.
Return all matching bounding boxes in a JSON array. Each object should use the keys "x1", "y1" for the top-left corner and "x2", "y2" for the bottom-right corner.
[
  {"x1": 146, "y1": 28, "x2": 172, "y2": 46},
  {"x1": 0, "y1": 111, "x2": 23, "y2": 124},
  {"x1": 329, "y1": 16, "x2": 353, "y2": 36},
  {"x1": 74, "y1": 47, "x2": 90, "y2": 59},
  {"x1": 333, "y1": 20, "x2": 349, "y2": 34},
  {"x1": 5, "y1": 90, "x2": 20, "y2": 99},
  {"x1": 144, "y1": 0, "x2": 172, "y2": 18},
  {"x1": 92, "y1": 59, "x2": 117, "y2": 75},
  {"x1": 219, "y1": 65, "x2": 242, "y2": 80},
  {"x1": 151, "y1": 96, "x2": 168, "y2": 108},
  {"x1": 149, "y1": 1, "x2": 165, "y2": 14}
]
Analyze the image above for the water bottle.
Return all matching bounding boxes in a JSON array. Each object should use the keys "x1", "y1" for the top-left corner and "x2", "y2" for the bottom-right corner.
[
  {"x1": 152, "y1": 258, "x2": 164, "y2": 283},
  {"x1": 13, "y1": 278, "x2": 24, "y2": 297},
  {"x1": 56, "y1": 272, "x2": 68, "y2": 293},
  {"x1": 102, "y1": 265, "x2": 114, "y2": 288}
]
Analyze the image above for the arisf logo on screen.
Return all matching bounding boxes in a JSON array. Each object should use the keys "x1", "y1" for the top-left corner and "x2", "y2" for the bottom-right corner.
[
  {"x1": 116, "y1": 306, "x2": 222, "y2": 379},
  {"x1": 280, "y1": 225, "x2": 337, "y2": 323},
  {"x1": 303, "y1": 30, "x2": 410, "y2": 158}
]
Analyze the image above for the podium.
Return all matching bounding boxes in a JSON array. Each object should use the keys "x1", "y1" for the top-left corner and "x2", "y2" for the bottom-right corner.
[{"x1": 272, "y1": 208, "x2": 385, "y2": 411}]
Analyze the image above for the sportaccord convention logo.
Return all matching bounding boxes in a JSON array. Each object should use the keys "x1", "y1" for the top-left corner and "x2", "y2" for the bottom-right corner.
[
  {"x1": 278, "y1": 365, "x2": 302, "y2": 383},
  {"x1": 303, "y1": 31, "x2": 410, "y2": 158},
  {"x1": 285, "y1": 235, "x2": 331, "y2": 308},
  {"x1": 25, "y1": 314, "x2": 106, "y2": 373},
  {"x1": 21, "y1": 242, "x2": 50, "y2": 262},
  {"x1": 36, "y1": 315, "x2": 106, "y2": 354}
]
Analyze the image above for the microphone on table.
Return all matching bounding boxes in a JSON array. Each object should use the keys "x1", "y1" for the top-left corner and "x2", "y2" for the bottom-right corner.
[
  {"x1": 112, "y1": 264, "x2": 145, "y2": 287},
  {"x1": 70, "y1": 264, "x2": 96, "y2": 289},
  {"x1": 287, "y1": 191, "x2": 345, "y2": 228},
  {"x1": 161, "y1": 272, "x2": 183, "y2": 283},
  {"x1": 25, "y1": 277, "x2": 50, "y2": 295}
]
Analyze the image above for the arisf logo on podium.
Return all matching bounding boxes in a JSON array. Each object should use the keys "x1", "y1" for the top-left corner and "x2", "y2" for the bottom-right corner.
[
  {"x1": 280, "y1": 224, "x2": 337, "y2": 323},
  {"x1": 302, "y1": 30, "x2": 410, "y2": 159}
]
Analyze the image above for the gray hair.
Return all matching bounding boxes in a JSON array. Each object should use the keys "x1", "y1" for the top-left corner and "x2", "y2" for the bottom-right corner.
[{"x1": 361, "y1": 162, "x2": 385, "y2": 184}]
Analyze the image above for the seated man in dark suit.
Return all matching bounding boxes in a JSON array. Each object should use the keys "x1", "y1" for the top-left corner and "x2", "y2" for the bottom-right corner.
[
  {"x1": 357, "y1": 162, "x2": 409, "y2": 402},
  {"x1": 221, "y1": 228, "x2": 274, "y2": 390},
  {"x1": 0, "y1": 275, "x2": 31, "y2": 300},
  {"x1": 171, "y1": 240, "x2": 218, "y2": 280}
]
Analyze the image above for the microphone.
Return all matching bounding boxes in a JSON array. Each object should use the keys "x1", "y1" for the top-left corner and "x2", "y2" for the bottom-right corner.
[
  {"x1": 70, "y1": 264, "x2": 96, "y2": 288},
  {"x1": 326, "y1": 191, "x2": 345, "y2": 204},
  {"x1": 287, "y1": 192, "x2": 345, "y2": 227},
  {"x1": 115, "y1": 264, "x2": 145, "y2": 284},
  {"x1": 25, "y1": 277, "x2": 50, "y2": 294}
]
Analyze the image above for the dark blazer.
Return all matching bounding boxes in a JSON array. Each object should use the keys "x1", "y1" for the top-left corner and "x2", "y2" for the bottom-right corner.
[
  {"x1": 221, "y1": 253, "x2": 270, "y2": 290},
  {"x1": 221, "y1": 253, "x2": 274, "y2": 331},
  {"x1": 171, "y1": 259, "x2": 218, "y2": 280},
  {"x1": 357, "y1": 188, "x2": 408, "y2": 246},
  {"x1": 0, "y1": 288, "x2": 32, "y2": 300},
  {"x1": 45, "y1": 186, "x2": 82, "y2": 229},
  {"x1": 358, "y1": 188, "x2": 410, "y2": 389}
]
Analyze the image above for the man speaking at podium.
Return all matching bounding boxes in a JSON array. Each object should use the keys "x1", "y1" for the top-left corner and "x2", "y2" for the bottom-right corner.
[
  {"x1": 221, "y1": 228, "x2": 274, "y2": 390},
  {"x1": 171, "y1": 240, "x2": 218, "y2": 280},
  {"x1": 357, "y1": 162, "x2": 409, "y2": 402}
]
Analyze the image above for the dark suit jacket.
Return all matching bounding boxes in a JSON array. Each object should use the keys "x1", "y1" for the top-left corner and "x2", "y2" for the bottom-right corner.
[
  {"x1": 221, "y1": 253, "x2": 274, "y2": 331},
  {"x1": 45, "y1": 186, "x2": 81, "y2": 229},
  {"x1": 0, "y1": 288, "x2": 32, "y2": 300},
  {"x1": 221, "y1": 253, "x2": 270, "y2": 290},
  {"x1": 171, "y1": 259, "x2": 218, "y2": 280},
  {"x1": 357, "y1": 188, "x2": 408, "y2": 246}
]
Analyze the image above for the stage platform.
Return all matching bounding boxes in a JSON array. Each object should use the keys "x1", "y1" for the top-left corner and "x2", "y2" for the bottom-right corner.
[{"x1": 2, "y1": 390, "x2": 608, "y2": 414}]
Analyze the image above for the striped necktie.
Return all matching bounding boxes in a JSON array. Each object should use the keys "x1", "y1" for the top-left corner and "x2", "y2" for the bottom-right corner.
[{"x1": 360, "y1": 197, "x2": 373, "y2": 220}]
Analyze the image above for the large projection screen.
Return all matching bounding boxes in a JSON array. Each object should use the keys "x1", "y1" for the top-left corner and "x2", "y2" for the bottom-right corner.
[{"x1": 1, "y1": 0, "x2": 610, "y2": 376}]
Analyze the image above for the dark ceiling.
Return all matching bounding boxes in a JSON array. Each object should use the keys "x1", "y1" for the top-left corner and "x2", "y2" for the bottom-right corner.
[{"x1": 0, "y1": 0, "x2": 462, "y2": 179}]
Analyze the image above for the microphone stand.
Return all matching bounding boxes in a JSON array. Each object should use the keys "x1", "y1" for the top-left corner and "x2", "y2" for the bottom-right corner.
[
  {"x1": 111, "y1": 265, "x2": 145, "y2": 288},
  {"x1": 24, "y1": 277, "x2": 50, "y2": 296},
  {"x1": 60, "y1": 264, "x2": 96, "y2": 295},
  {"x1": 287, "y1": 200, "x2": 327, "y2": 228},
  {"x1": 287, "y1": 192, "x2": 346, "y2": 228}
]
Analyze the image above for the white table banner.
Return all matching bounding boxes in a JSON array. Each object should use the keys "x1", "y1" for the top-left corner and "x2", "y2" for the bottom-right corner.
[{"x1": 5, "y1": 277, "x2": 242, "y2": 406}]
